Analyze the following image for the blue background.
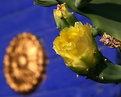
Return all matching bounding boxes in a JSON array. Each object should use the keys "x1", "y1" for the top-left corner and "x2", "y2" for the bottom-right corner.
[{"x1": 0, "y1": 0, "x2": 121, "y2": 97}]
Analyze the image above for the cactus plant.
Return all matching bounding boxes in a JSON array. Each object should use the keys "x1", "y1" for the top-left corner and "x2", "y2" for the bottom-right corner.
[
  {"x1": 34, "y1": 0, "x2": 121, "y2": 83},
  {"x1": 34, "y1": 0, "x2": 121, "y2": 42}
]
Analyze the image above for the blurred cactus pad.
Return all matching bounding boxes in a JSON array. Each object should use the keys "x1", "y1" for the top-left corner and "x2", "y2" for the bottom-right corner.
[{"x1": 34, "y1": 0, "x2": 121, "y2": 83}]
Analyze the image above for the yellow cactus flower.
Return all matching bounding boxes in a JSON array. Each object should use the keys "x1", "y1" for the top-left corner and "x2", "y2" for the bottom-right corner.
[{"x1": 53, "y1": 22, "x2": 99, "y2": 74}]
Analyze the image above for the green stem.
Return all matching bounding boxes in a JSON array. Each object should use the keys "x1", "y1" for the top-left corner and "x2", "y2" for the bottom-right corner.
[
  {"x1": 34, "y1": 0, "x2": 58, "y2": 7},
  {"x1": 88, "y1": 54, "x2": 121, "y2": 83}
]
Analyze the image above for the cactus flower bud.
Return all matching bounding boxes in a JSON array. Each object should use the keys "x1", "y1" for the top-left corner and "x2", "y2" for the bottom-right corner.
[
  {"x1": 53, "y1": 3, "x2": 78, "y2": 30},
  {"x1": 53, "y1": 22, "x2": 100, "y2": 75}
]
